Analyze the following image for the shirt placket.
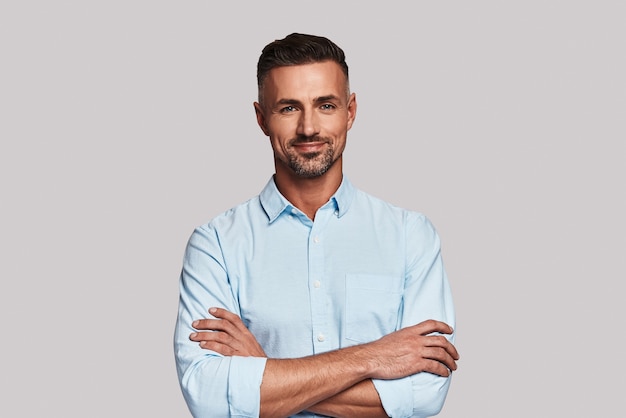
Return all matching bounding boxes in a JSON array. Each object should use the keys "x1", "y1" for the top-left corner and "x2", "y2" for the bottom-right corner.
[{"x1": 308, "y1": 206, "x2": 332, "y2": 354}]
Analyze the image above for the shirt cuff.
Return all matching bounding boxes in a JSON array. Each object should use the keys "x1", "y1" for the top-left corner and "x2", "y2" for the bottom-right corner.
[
  {"x1": 227, "y1": 356, "x2": 268, "y2": 417},
  {"x1": 372, "y1": 377, "x2": 413, "y2": 418}
]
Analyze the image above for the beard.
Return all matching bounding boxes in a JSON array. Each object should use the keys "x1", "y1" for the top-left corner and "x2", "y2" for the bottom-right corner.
[{"x1": 284, "y1": 136, "x2": 336, "y2": 178}]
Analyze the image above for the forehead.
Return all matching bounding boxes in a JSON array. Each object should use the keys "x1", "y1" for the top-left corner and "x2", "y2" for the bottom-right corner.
[{"x1": 262, "y1": 61, "x2": 348, "y2": 102}]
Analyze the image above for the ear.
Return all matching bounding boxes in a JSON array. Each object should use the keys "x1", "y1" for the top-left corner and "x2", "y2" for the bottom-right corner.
[
  {"x1": 254, "y1": 102, "x2": 270, "y2": 136},
  {"x1": 346, "y1": 93, "x2": 357, "y2": 131}
]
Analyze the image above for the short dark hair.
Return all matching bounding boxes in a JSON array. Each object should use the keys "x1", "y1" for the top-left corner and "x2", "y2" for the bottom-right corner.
[{"x1": 257, "y1": 33, "x2": 350, "y2": 103}]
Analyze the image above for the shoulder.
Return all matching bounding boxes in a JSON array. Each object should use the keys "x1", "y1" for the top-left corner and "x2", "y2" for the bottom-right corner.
[
  {"x1": 353, "y1": 187, "x2": 431, "y2": 225},
  {"x1": 193, "y1": 195, "x2": 263, "y2": 236},
  {"x1": 183, "y1": 196, "x2": 263, "y2": 257},
  {"x1": 351, "y1": 187, "x2": 441, "y2": 248}
]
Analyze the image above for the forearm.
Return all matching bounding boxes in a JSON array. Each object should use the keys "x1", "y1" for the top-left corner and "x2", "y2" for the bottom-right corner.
[
  {"x1": 190, "y1": 307, "x2": 457, "y2": 417},
  {"x1": 259, "y1": 345, "x2": 376, "y2": 418},
  {"x1": 306, "y1": 379, "x2": 388, "y2": 418}
]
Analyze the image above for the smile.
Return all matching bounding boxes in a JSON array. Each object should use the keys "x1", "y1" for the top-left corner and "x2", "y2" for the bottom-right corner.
[{"x1": 293, "y1": 142, "x2": 327, "y2": 153}]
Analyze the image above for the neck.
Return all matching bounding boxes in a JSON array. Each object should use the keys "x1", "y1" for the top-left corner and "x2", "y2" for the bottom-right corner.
[{"x1": 274, "y1": 159, "x2": 343, "y2": 220}]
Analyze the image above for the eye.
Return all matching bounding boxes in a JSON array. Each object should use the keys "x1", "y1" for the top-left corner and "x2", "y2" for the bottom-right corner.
[
  {"x1": 320, "y1": 103, "x2": 335, "y2": 111},
  {"x1": 280, "y1": 105, "x2": 297, "y2": 113}
]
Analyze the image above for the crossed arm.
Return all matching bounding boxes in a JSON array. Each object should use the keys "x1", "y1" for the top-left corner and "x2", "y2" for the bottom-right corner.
[{"x1": 190, "y1": 307, "x2": 459, "y2": 418}]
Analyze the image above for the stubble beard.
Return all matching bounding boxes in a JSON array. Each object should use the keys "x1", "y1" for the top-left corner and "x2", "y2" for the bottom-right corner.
[{"x1": 285, "y1": 140, "x2": 336, "y2": 178}]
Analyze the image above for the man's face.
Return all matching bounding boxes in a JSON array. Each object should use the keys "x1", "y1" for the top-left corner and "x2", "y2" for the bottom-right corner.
[{"x1": 254, "y1": 61, "x2": 357, "y2": 178}]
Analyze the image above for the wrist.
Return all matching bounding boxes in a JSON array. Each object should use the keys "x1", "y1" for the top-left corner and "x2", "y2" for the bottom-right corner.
[{"x1": 348, "y1": 343, "x2": 378, "y2": 380}]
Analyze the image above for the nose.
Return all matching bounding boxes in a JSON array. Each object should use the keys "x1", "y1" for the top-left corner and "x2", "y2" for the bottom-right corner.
[{"x1": 296, "y1": 109, "x2": 320, "y2": 138}]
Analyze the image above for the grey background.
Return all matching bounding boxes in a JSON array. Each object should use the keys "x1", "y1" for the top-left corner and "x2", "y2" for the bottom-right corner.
[{"x1": 1, "y1": 1, "x2": 624, "y2": 416}]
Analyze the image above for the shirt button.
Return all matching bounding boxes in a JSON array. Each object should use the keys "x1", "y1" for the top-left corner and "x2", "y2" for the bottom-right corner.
[
  {"x1": 313, "y1": 236, "x2": 320, "y2": 243},
  {"x1": 313, "y1": 280, "x2": 321, "y2": 288},
  {"x1": 334, "y1": 210, "x2": 339, "y2": 216},
  {"x1": 317, "y1": 334, "x2": 325, "y2": 342}
]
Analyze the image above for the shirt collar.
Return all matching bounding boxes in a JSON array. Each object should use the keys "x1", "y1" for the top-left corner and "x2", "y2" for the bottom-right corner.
[{"x1": 259, "y1": 175, "x2": 355, "y2": 223}]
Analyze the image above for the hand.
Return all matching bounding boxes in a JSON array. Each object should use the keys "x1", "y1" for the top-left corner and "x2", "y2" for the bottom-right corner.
[
  {"x1": 190, "y1": 307, "x2": 267, "y2": 357},
  {"x1": 364, "y1": 319, "x2": 459, "y2": 380}
]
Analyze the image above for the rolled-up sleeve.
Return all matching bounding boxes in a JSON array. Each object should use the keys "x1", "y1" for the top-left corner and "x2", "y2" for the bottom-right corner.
[
  {"x1": 372, "y1": 214, "x2": 456, "y2": 418},
  {"x1": 174, "y1": 225, "x2": 268, "y2": 417}
]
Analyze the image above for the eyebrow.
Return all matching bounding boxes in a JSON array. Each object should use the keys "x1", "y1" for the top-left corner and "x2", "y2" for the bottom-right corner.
[
  {"x1": 276, "y1": 99, "x2": 302, "y2": 106},
  {"x1": 276, "y1": 95, "x2": 340, "y2": 107},
  {"x1": 315, "y1": 95, "x2": 340, "y2": 103}
]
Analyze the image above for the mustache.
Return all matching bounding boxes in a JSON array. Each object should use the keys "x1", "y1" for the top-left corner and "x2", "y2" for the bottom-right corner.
[{"x1": 289, "y1": 135, "x2": 331, "y2": 145}]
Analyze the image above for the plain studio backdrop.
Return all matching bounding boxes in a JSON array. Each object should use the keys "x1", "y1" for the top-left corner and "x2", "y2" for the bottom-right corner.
[{"x1": 1, "y1": 1, "x2": 624, "y2": 417}]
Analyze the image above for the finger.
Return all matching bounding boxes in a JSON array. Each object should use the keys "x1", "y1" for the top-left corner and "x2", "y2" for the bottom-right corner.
[
  {"x1": 189, "y1": 331, "x2": 221, "y2": 342},
  {"x1": 199, "y1": 340, "x2": 238, "y2": 356},
  {"x1": 415, "y1": 319, "x2": 454, "y2": 336},
  {"x1": 208, "y1": 307, "x2": 250, "y2": 333},
  {"x1": 208, "y1": 307, "x2": 241, "y2": 322},
  {"x1": 192, "y1": 331, "x2": 252, "y2": 357},
  {"x1": 192, "y1": 318, "x2": 237, "y2": 334},
  {"x1": 422, "y1": 358, "x2": 454, "y2": 377},
  {"x1": 422, "y1": 346, "x2": 458, "y2": 371},
  {"x1": 424, "y1": 335, "x2": 460, "y2": 360},
  {"x1": 190, "y1": 330, "x2": 239, "y2": 349}
]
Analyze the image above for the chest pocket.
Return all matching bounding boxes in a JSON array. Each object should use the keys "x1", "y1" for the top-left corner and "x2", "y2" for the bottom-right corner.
[{"x1": 345, "y1": 274, "x2": 403, "y2": 343}]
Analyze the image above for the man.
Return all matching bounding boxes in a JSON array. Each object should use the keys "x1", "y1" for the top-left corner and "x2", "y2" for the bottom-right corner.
[{"x1": 174, "y1": 33, "x2": 459, "y2": 418}]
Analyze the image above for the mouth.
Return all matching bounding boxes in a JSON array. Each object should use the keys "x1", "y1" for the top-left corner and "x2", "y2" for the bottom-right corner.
[
  {"x1": 290, "y1": 136, "x2": 330, "y2": 154},
  {"x1": 293, "y1": 141, "x2": 327, "y2": 153}
]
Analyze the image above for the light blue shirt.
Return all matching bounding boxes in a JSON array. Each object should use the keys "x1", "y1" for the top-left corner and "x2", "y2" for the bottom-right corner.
[{"x1": 174, "y1": 176, "x2": 456, "y2": 418}]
